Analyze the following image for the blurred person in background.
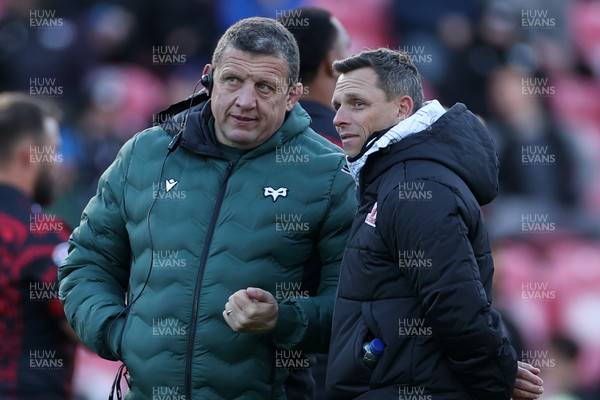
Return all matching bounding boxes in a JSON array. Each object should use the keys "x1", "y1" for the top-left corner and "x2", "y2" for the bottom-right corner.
[
  {"x1": 544, "y1": 334, "x2": 583, "y2": 400},
  {"x1": 0, "y1": 93, "x2": 77, "y2": 399},
  {"x1": 487, "y1": 65, "x2": 581, "y2": 209},
  {"x1": 278, "y1": 7, "x2": 351, "y2": 399},
  {"x1": 58, "y1": 17, "x2": 355, "y2": 399},
  {"x1": 325, "y1": 48, "x2": 543, "y2": 400},
  {"x1": 391, "y1": 0, "x2": 483, "y2": 109},
  {"x1": 279, "y1": 7, "x2": 351, "y2": 147}
]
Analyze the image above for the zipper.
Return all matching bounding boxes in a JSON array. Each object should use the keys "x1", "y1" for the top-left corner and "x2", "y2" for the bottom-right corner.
[{"x1": 184, "y1": 159, "x2": 237, "y2": 399}]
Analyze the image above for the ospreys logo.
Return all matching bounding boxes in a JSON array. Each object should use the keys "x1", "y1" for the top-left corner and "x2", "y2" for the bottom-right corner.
[{"x1": 264, "y1": 187, "x2": 288, "y2": 202}]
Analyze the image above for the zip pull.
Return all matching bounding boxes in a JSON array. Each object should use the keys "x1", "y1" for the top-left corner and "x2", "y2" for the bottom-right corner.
[{"x1": 108, "y1": 363, "x2": 128, "y2": 400}]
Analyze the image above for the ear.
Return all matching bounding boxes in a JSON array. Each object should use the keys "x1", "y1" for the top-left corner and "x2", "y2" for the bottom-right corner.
[
  {"x1": 285, "y1": 83, "x2": 303, "y2": 112},
  {"x1": 16, "y1": 137, "x2": 36, "y2": 171},
  {"x1": 324, "y1": 50, "x2": 336, "y2": 78},
  {"x1": 14, "y1": 138, "x2": 31, "y2": 168},
  {"x1": 201, "y1": 64, "x2": 213, "y2": 95},
  {"x1": 396, "y1": 95, "x2": 414, "y2": 120}
]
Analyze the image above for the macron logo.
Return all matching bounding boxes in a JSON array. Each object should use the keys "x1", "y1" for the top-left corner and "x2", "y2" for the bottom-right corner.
[
  {"x1": 264, "y1": 187, "x2": 288, "y2": 202},
  {"x1": 165, "y1": 179, "x2": 179, "y2": 192}
]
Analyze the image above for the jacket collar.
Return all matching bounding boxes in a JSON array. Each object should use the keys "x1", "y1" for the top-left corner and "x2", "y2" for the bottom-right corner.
[{"x1": 347, "y1": 100, "x2": 447, "y2": 184}]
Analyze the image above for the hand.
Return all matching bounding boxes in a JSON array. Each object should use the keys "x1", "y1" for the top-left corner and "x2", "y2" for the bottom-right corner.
[
  {"x1": 223, "y1": 287, "x2": 278, "y2": 334},
  {"x1": 512, "y1": 361, "x2": 544, "y2": 399}
]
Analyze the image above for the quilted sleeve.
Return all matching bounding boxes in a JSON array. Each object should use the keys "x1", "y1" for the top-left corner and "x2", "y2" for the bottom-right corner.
[{"x1": 58, "y1": 135, "x2": 138, "y2": 361}]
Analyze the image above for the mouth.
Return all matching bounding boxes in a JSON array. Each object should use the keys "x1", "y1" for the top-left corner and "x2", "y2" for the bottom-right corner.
[
  {"x1": 231, "y1": 114, "x2": 256, "y2": 122},
  {"x1": 339, "y1": 132, "x2": 359, "y2": 141},
  {"x1": 231, "y1": 114, "x2": 257, "y2": 123}
]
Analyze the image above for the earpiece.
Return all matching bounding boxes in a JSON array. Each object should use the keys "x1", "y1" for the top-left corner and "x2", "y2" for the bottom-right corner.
[{"x1": 200, "y1": 73, "x2": 213, "y2": 93}]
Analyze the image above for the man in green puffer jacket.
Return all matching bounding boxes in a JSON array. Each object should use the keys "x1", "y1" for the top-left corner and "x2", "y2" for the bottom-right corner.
[{"x1": 58, "y1": 17, "x2": 355, "y2": 400}]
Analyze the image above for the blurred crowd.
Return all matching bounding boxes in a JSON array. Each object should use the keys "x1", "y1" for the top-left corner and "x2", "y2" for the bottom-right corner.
[{"x1": 1, "y1": 0, "x2": 600, "y2": 398}]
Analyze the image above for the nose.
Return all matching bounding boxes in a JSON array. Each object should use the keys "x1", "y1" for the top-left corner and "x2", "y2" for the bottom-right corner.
[
  {"x1": 235, "y1": 82, "x2": 257, "y2": 110},
  {"x1": 333, "y1": 107, "x2": 348, "y2": 128}
]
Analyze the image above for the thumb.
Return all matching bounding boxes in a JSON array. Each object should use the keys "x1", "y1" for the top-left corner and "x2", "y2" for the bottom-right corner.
[{"x1": 246, "y1": 287, "x2": 275, "y2": 304}]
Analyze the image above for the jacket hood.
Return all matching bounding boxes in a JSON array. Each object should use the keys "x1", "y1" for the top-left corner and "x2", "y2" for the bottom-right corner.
[{"x1": 364, "y1": 103, "x2": 499, "y2": 205}]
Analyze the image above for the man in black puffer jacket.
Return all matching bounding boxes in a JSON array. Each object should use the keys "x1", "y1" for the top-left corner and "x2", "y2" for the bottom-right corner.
[{"x1": 326, "y1": 48, "x2": 545, "y2": 400}]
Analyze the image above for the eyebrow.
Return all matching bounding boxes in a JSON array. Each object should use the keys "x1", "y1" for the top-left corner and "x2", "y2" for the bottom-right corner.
[
  {"x1": 332, "y1": 90, "x2": 365, "y2": 104},
  {"x1": 341, "y1": 91, "x2": 365, "y2": 100},
  {"x1": 219, "y1": 68, "x2": 282, "y2": 85}
]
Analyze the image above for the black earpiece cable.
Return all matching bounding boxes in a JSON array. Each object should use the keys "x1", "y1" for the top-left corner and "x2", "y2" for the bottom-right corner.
[{"x1": 107, "y1": 76, "x2": 205, "y2": 400}]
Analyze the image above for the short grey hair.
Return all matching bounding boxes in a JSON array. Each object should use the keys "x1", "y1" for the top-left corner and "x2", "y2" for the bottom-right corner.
[
  {"x1": 333, "y1": 48, "x2": 424, "y2": 112},
  {"x1": 211, "y1": 17, "x2": 300, "y2": 85}
]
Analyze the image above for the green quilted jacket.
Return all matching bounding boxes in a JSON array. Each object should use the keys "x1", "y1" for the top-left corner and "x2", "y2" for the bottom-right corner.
[{"x1": 58, "y1": 96, "x2": 356, "y2": 399}]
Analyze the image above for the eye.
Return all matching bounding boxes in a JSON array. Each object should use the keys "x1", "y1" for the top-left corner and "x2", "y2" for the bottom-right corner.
[
  {"x1": 257, "y1": 82, "x2": 275, "y2": 94},
  {"x1": 221, "y1": 75, "x2": 242, "y2": 88},
  {"x1": 353, "y1": 100, "x2": 365, "y2": 108}
]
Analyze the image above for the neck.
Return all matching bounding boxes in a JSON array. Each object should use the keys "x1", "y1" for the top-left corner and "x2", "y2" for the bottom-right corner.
[{"x1": 0, "y1": 168, "x2": 33, "y2": 198}]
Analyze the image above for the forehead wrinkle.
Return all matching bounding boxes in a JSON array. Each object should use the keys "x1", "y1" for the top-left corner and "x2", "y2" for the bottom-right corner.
[
  {"x1": 335, "y1": 75, "x2": 371, "y2": 93},
  {"x1": 217, "y1": 52, "x2": 288, "y2": 82},
  {"x1": 333, "y1": 85, "x2": 370, "y2": 103}
]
